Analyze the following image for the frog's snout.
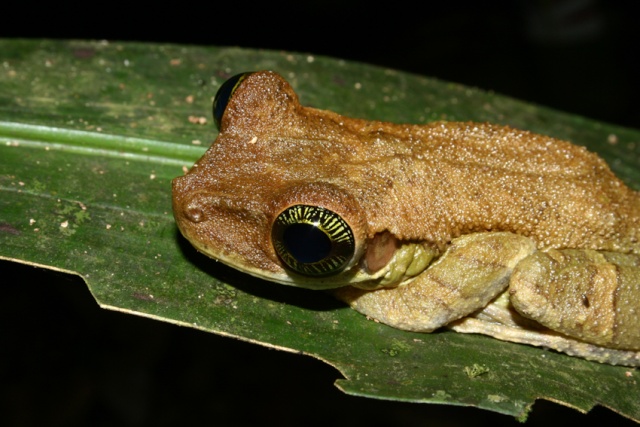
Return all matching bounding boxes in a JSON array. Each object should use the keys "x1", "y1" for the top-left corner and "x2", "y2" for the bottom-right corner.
[
  {"x1": 171, "y1": 187, "x2": 209, "y2": 225},
  {"x1": 175, "y1": 192, "x2": 220, "y2": 226},
  {"x1": 177, "y1": 191, "x2": 261, "y2": 225}
]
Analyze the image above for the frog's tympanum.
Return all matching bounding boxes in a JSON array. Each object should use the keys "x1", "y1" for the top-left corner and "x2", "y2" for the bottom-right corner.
[{"x1": 173, "y1": 71, "x2": 640, "y2": 366}]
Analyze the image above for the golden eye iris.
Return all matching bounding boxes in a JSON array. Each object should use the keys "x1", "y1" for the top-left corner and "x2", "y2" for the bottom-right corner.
[
  {"x1": 272, "y1": 205, "x2": 355, "y2": 276},
  {"x1": 212, "y1": 72, "x2": 254, "y2": 130}
]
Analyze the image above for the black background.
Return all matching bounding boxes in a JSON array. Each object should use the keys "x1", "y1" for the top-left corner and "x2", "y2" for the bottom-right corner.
[
  {"x1": 2, "y1": 1, "x2": 640, "y2": 426},
  {"x1": 5, "y1": 1, "x2": 640, "y2": 128}
]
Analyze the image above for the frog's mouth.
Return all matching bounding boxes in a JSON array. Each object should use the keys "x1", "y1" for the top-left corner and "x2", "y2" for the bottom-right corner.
[
  {"x1": 178, "y1": 224, "x2": 358, "y2": 290},
  {"x1": 173, "y1": 183, "x2": 436, "y2": 291},
  {"x1": 172, "y1": 187, "x2": 350, "y2": 290},
  {"x1": 176, "y1": 195, "x2": 437, "y2": 292}
]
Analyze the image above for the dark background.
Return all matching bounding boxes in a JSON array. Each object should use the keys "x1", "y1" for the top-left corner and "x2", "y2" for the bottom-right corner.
[
  {"x1": 2, "y1": 1, "x2": 640, "y2": 426},
  {"x1": 5, "y1": 0, "x2": 640, "y2": 129}
]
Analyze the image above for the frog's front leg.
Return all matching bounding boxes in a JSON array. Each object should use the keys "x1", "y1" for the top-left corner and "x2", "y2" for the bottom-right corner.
[
  {"x1": 336, "y1": 230, "x2": 640, "y2": 366},
  {"x1": 333, "y1": 232, "x2": 536, "y2": 332}
]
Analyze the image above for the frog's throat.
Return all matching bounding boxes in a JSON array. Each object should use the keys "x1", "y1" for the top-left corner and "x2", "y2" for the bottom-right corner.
[{"x1": 354, "y1": 239, "x2": 438, "y2": 290}]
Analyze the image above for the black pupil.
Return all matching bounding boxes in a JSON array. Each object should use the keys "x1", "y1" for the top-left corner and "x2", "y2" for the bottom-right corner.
[
  {"x1": 272, "y1": 204, "x2": 356, "y2": 277},
  {"x1": 282, "y1": 223, "x2": 331, "y2": 263}
]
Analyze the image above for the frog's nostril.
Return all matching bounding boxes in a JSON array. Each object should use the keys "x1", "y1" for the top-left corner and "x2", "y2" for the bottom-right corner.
[{"x1": 184, "y1": 203, "x2": 206, "y2": 223}]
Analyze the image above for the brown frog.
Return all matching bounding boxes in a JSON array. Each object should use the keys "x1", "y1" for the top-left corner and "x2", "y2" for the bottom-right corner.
[{"x1": 172, "y1": 71, "x2": 640, "y2": 366}]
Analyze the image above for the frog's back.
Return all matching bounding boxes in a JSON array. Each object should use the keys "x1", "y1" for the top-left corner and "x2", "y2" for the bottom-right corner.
[
  {"x1": 185, "y1": 70, "x2": 640, "y2": 255},
  {"x1": 332, "y1": 119, "x2": 640, "y2": 253}
]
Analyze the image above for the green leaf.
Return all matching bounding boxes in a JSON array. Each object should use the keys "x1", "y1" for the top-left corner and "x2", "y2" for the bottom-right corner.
[{"x1": 1, "y1": 39, "x2": 639, "y2": 422}]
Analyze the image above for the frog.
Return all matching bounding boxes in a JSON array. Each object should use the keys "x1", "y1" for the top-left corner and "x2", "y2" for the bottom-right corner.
[{"x1": 172, "y1": 71, "x2": 640, "y2": 366}]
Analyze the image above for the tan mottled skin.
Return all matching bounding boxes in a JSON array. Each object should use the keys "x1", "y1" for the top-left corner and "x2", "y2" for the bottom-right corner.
[{"x1": 173, "y1": 71, "x2": 640, "y2": 365}]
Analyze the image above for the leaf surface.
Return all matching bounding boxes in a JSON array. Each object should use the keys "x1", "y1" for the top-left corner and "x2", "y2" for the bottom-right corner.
[{"x1": 1, "y1": 39, "x2": 639, "y2": 421}]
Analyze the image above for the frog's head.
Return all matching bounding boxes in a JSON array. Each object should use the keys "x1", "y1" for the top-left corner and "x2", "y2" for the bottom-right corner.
[{"x1": 172, "y1": 71, "x2": 435, "y2": 290}]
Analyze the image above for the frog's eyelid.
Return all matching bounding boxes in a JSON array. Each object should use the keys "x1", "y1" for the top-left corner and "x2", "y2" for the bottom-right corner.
[{"x1": 212, "y1": 72, "x2": 255, "y2": 130}]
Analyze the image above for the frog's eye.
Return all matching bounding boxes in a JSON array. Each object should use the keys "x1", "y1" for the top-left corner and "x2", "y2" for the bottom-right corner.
[
  {"x1": 272, "y1": 205, "x2": 356, "y2": 277},
  {"x1": 212, "y1": 72, "x2": 254, "y2": 130}
]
